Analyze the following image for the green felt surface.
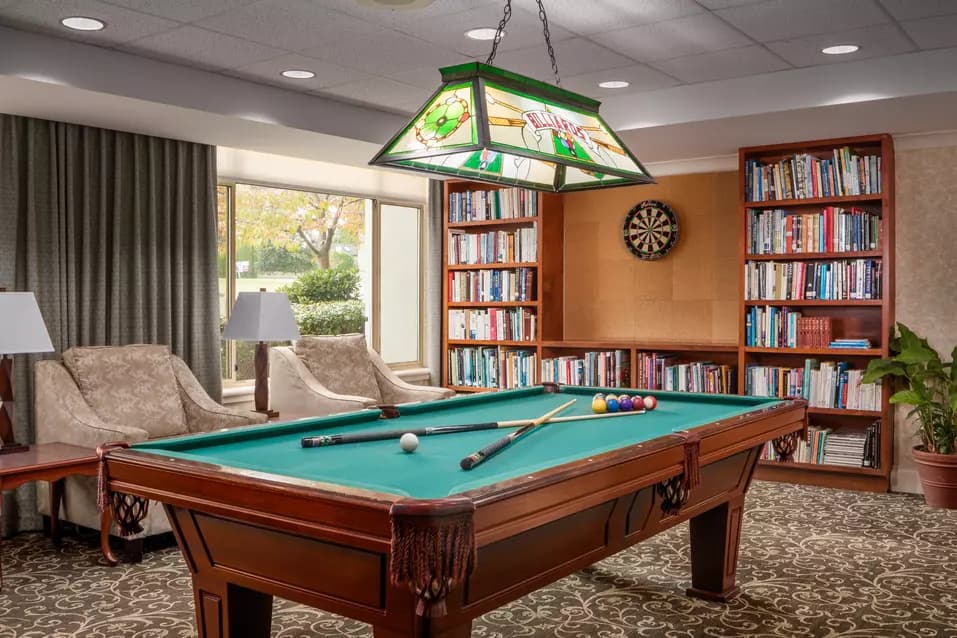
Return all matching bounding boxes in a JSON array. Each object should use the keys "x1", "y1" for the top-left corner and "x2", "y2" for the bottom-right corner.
[{"x1": 135, "y1": 387, "x2": 780, "y2": 499}]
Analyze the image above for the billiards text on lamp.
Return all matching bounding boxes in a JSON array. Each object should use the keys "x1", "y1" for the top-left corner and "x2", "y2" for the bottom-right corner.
[{"x1": 369, "y1": 0, "x2": 654, "y2": 192}]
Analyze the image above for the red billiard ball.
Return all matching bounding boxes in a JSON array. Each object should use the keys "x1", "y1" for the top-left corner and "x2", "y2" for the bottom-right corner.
[{"x1": 642, "y1": 395, "x2": 658, "y2": 410}]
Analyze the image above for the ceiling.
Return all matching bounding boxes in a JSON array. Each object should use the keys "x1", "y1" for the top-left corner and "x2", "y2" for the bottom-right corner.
[{"x1": 2, "y1": 0, "x2": 957, "y2": 117}]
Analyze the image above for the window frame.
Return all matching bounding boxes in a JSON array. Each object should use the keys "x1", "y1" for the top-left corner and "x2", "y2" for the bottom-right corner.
[{"x1": 218, "y1": 179, "x2": 426, "y2": 385}]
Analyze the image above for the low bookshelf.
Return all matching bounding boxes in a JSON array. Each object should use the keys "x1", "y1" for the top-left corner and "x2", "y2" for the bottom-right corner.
[{"x1": 738, "y1": 134, "x2": 895, "y2": 492}]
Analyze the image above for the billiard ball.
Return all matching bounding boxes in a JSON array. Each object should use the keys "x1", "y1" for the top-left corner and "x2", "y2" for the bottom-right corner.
[
  {"x1": 399, "y1": 432, "x2": 419, "y2": 453},
  {"x1": 606, "y1": 397, "x2": 620, "y2": 412},
  {"x1": 642, "y1": 395, "x2": 658, "y2": 410},
  {"x1": 592, "y1": 396, "x2": 608, "y2": 413},
  {"x1": 619, "y1": 397, "x2": 633, "y2": 412}
]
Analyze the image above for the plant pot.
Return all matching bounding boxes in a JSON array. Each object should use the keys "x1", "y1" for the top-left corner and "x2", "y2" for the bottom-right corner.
[{"x1": 912, "y1": 446, "x2": 957, "y2": 509}]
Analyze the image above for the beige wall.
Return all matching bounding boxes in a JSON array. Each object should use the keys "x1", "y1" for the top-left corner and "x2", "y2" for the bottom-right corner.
[
  {"x1": 892, "y1": 143, "x2": 957, "y2": 493},
  {"x1": 563, "y1": 172, "x2": 740, "y2": 343}
]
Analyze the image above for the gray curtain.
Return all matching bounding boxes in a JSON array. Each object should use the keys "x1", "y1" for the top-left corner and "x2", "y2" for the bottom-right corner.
[{"x1": 0, "y1": 113, "x2": 221, "y2": 533}]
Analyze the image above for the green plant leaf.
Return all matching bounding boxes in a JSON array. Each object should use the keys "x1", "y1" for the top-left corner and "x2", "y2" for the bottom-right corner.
[
  {"x1": 890, "y1": 389, "x2": 926, "y2": 405},
  {"x1": 952, "y1": 346, "x2": 957, "y2": 382},
  {"x1": 862, "y1": 358, "x2": 905, "y2": 383}
]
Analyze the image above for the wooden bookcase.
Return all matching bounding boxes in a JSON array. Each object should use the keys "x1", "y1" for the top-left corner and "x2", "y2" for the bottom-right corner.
[
  {"x1": 441, "y1": 181, "x2": 563, "y2": 392},
  {"x1": 738, "y1": 134, "x2": 895, "y2": 492}
]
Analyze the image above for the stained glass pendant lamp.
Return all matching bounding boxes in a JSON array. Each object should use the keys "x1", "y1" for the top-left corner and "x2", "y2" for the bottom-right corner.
[{"x1": 369, "y1": 0, "x2": 654, "y2": 192}]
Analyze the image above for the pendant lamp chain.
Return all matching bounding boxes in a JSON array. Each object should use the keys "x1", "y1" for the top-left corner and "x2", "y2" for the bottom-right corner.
[{"x1": 485, "y1": 0, "x2": 562, "y2": 86}]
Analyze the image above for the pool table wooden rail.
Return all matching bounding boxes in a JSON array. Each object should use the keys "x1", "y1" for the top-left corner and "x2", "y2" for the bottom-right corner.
[{"x1": 102, "y1": 397, "x2": 807, "y2": 638}]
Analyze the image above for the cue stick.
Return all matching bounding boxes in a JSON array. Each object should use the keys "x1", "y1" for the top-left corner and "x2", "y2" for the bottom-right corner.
[
  {"x1": 299, "y1": 406, "x2": 644, "y2": 448},
  {"x1": 459, "y1": 399, "x2": 576, "y2": 471}
]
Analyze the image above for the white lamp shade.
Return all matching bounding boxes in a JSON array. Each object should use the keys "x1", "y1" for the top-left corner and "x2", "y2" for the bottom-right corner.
[
  {"x1": 0, "y1": 292, "x2": 54, "y2": 355},
  {"x1": 223, "y1": 292, "x2": 300, "y2": 342}
]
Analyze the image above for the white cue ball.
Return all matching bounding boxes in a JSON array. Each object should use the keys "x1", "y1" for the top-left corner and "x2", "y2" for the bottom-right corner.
[{"x1": 399, "y1": 432, "x2": 419, "y2": 453}]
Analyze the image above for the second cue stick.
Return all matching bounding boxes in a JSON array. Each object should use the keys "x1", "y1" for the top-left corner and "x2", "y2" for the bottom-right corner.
[
  {"x1": 459, "y1": 399, "x2": 576, "y2": 470},
  {"x1": 299, "y1": 408, "x2": 645, "y2": 448}
]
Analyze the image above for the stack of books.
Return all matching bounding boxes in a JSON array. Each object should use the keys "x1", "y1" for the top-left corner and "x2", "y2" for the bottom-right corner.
[
  {"x1": 447, "y1": 226, "x2": 538, "y2": 264},
  {"x1": 636, "y1": 352, "x2": 734, "y2": 394},
  {"x1": 447, "y1": 268, "x2": 535, "y2": 302},
  {"x1": 541, "y1": 350, "x2": 629, "y2": 387},
  {"x1": 744, "y1": 258, "x2": 882, "y2": 300},
  {"x1": 448, "y1": 188, "x2": 537, "y2": 222},
  {"x1": 828, "y1": 338, "x2": 872, "y2": 349},
  {"x1": 447, "y1": 308, "x2": 537, "y2": 342},
  {"x1": 761, "y1": 421, "x2": 880, "y2": 468},
  {"x1": 745, "y1": 147, "x2": 882, "y2": 202},
  {"x1": 747, "y1": 207, "x2": 882, "y2": 254},
  {"x1": 745, "y1": 359, "x2": 882, "y2": 410},
  {"x1": 797, "y1": 316, "x2": 833, "y2": 348},
  {"x1": 448, "y1": 347, "x2": 537, "y2": 389}
]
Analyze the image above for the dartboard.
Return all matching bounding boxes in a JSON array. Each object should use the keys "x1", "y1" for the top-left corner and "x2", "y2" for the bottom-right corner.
[{"x1": 623, "y1": 200, "x2": 679, "y2": 260}]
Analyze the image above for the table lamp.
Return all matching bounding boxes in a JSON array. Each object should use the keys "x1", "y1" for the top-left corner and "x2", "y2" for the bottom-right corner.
[
  {"x1": 223, "y1": 289, "x2": 300, "y2": 418},
  {"x1": 0, "y1": 289, "x2": 55, "y2": 454}
]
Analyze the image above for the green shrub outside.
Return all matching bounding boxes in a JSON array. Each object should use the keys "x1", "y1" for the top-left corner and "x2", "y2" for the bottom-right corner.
[
  {"x1": 293, "y1": 300, "x2": 366, "y2": 336},
  {"x1": 279, "y1": 267, "x2": 360, "y2": 303}
]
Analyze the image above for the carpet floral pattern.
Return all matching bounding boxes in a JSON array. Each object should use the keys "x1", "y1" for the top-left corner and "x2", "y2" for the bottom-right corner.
[{"x1": 1, "y1": 482, "x2": 956, "y2": 637}]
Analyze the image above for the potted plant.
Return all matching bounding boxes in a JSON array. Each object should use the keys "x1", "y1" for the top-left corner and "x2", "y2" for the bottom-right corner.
[{"x1": 864, "y1": 323, "x2": 957, "y2": 508}]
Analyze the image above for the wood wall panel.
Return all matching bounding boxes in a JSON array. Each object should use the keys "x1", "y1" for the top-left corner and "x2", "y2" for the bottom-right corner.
[{"x1": 562, "y1": 172, "x2": 739, "y2": 344}]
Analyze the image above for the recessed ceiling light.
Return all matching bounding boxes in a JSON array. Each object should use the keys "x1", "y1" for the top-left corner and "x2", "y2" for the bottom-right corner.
[
  {"x1": 598, "y1": 80, "x2": 630, "y2": 89},
  {"x1": 466, "y1": 27, "x2": 501, "y2": 41},
  {"x1": 281, "y1": 69, "x2": 316, "y2": 79},
  {"x1": 60, "y1": 16, "x2": 106, "y2": 31},
  {"x1": 822, "y1": 44, "x2": 859, "y2": 55}
]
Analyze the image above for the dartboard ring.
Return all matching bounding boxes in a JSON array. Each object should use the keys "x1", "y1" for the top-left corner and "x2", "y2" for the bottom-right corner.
[{"x1": 623, "y1": 200, "x2": 679, "y2": 260}]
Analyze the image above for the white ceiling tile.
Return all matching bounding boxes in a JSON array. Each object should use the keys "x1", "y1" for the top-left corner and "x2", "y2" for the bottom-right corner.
[
  {"x1": 877, "y1": 0, "x2": 957, "y2": 21},
  {"x1": 766, "y1": 23, "x2": 915, "y2": 67},
  {"x1": 319, "y1": 0, "x2": 496, "y2": 29},
  {"x1": 395, "y1": 4, "x2": 574, "y2": 58},
  {"x1": 196, "y1": 0, "x2": 380, "y2": 50},
  {"x1": 390, "y1": 65, "x2": 447, "y2": 89},
  {"x1": 902, "y1": 13, "x2": 957, "y2": 48},
  {"x1": 650, "y1": 45, "x2": 789, "y2": 83},
  {"x1": 128, "y1": 25, "x2": 285, "y2": 70},
  {"x1": 491, "y1": 38, "x2": 635, "y2": 82},
  {"x1": 714, "y1": 0, "x2": 889, "y2": 42},
  {"x1": 595, "y1": 13, "x2": 752, "y2": 62},
  {"x1": 696, "y1": 0, "x2": 764, "y2": 8},
  {"x1": 100, "y1": 0, "x2": 258, "y2": 23},
  {"x1": 0, "y1": 0, "x2": 179, "y2": 44},
  {"x1": 301, "y1": 29, "x2": 468, "y2": 75},
  {"x1": 231, "y1": 53, "x2": 369, "y2": 89},
  {"x1": 319, "y1": 77, "x2": 429, "y2": 114},
  {"x1": 560, "y1": 64, "x2": 680, "y2": 98},
  {"x1": 511, "y1": 0, "x2": 703, "y2": 35}
]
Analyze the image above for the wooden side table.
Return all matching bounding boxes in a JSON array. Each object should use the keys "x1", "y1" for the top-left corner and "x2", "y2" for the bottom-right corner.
[{"x1": 0, "y1": 442, "x2": 111, "y2": 586}]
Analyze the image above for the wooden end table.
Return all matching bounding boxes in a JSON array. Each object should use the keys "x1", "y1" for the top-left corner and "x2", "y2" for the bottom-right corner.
[{"x1": 0, "y1": 442, "x2": 113, "y2": 586}]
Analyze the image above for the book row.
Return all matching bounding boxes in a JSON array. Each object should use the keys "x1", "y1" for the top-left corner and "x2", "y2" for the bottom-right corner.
[
  {"x1": 448, "y1": 226, "x2": 538, "y2": 265},
  {"x1": 541, "y1": 350, "x2": 629, "y2": 388},
  {"x1": 636, "y1": 353, "x2": 735, "y2": 394},
  {"x1": 745, "y1": 360, "x2": 882, "y2": 411},
  {"x1": 745, "y1": 147, "x2": 881, "y2": 202},
  {"x1": 745, "y1": 308, "x2": 837, "y2": 349},
  {"x1": 747, "y1": 207, "x2": 881, "y2": 255},
  {"x1": 448, "y1": 188, "x2": 538, "y2": 222},
  {"x1": 448, "y1": 308, "x2": 537, "y2": 342},
  {"x1": 761, "y1": 421, "x2": 880, "y2": 468},
  {"x1": 447, "y1": 268, "x2": 536, "y2": 303},
  {"x1": 745, "y1": 259, "x2": 882, "y2": 301},
  {"x1": 448, "y1": 347, "x2": 537, "y2": 389}
]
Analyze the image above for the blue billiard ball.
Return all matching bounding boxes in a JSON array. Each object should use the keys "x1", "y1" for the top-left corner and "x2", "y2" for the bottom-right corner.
[{"x1": 606, "y1": 397, "x2": 620, "y2": 412}]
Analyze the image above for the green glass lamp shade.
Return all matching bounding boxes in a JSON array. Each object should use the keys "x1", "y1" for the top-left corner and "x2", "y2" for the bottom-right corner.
[{"x1": 369, "y1": 63, "x2": 655, "y2": 192}]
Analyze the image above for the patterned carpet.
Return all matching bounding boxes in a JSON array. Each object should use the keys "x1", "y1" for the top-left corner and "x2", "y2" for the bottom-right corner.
[{"x1": 1, "y1": 482, "x2": 956, "y2": 638}]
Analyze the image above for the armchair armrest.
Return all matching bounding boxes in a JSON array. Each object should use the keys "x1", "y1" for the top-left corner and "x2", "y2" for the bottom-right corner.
[
  {"x1": 34, "y1": 361, "x2": 150, "y2": 446},
  {"x1": 270, "y1": 347, "x2": 376, "y2": 417},
  {"x1": 170, "y1": 356, "x2": 268, "y2": 432},
  {"x1": 367, "y1": 349, "x2": 455, "y2": 404}
]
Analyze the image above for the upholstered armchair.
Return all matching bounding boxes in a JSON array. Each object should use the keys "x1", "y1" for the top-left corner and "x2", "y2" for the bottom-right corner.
[
  {"x1": 270, "y1": 334, "x2": 454, "y2": 417},
  {"x1": 34, "y1": 344, "x2": 267, "y2": 559}
]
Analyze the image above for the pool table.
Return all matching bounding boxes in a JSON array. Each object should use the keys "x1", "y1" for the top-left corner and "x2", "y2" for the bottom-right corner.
[{"x1": 101, "y1": 384, "x2": 806, "y2": 638}]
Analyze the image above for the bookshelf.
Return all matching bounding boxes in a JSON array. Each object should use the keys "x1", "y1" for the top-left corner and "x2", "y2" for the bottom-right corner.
[
  {"x1": 739, "y1": 134, "x2": 895, "y2": 492},
  {"x1": 442, "y1": 181, "x2": 563, "y2": 391}
]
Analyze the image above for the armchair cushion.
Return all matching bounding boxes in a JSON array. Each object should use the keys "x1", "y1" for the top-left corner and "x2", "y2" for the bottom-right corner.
[
  {"x1": 294, "y1": 334, "x2": 382, "y2": 402},
  {"x1": 62, "y1": 344, "x2": 188, "y2": 438}
]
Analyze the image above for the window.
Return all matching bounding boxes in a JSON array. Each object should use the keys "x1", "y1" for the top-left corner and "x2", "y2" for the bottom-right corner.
[{"x1": 218, "y1": 182, "x2": 423, "y2": 384}]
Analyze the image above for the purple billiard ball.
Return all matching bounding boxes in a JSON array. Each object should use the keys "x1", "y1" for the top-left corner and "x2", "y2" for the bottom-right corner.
[
  {"x1": 606, "y1": 397, "x2": 620, "y2": 412},
  {"x1": 619, "y1": 397, "x2": 633, "y2": 412}
]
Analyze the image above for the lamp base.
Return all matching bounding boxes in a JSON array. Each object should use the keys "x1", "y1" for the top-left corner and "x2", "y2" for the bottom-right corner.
[{"x1": 0, "y1": 442, "x2": 29, "y2": 455}]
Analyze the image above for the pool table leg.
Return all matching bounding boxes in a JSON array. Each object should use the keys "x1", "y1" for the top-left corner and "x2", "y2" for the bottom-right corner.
[
  {"x1": 686, "y1": 494, "x2": 745, "y2": 602},
  {"x1": 193, "y1": 580, "x2": 273, "y2": 638},
  {"x1": 374, "y1": 619, "x2": 473, "y2": 638}
]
